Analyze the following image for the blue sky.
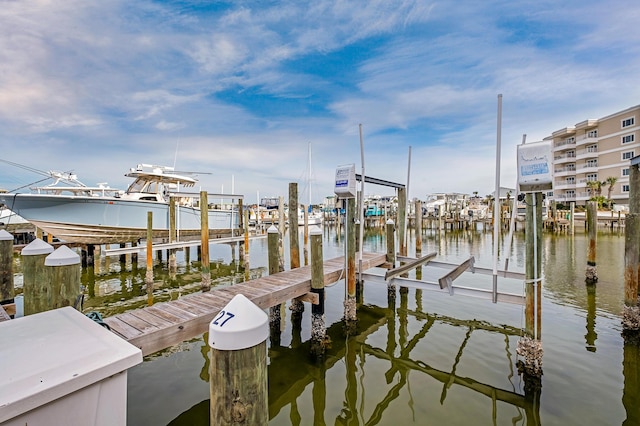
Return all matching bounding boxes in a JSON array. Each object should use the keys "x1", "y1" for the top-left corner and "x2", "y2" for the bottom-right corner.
[{"x1": 1, "y1": 0, "x2": 640, "y2": 204}]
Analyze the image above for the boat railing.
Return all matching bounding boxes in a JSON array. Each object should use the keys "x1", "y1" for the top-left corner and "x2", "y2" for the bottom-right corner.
[{"x1": 32, "y1": 186, "x2": 124, "y2": 197}]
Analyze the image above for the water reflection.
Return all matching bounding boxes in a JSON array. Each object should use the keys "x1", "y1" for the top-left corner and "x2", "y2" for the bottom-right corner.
[
  {"x1": 31, "y1": 225, "x2": 626, "y2": 425},
  {"x1": 161, "y1": 293, "x2": 542, "y2": 425}
]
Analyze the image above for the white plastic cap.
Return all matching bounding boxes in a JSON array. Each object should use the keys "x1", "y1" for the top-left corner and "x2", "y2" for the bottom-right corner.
[
  {"x1": 45, "y1": 245, "x2": 81, "y2": 266},
  {"x1": 267, "y1": 225, "x2": 279, "y2": 234},
  {"x1": 208, "y1": 294, "x2": 268, "y2": 350},
  {"x1": 21, "y1": 238, "x2": 54, "y2": 256},
  {"x1": 0, "y1": 230, "x2": 12, "y2": 241}
]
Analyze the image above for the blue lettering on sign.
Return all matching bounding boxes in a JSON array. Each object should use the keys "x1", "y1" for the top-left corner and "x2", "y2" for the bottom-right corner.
[
  {"x1": 335, "y1": 179, "x2": 348, "y2": 187},
  {"x1": 521, "y1": 163, "x2": 549, "y2": 176},
  {"x1": 212, "y1": 310, "x2": 235, "y2": 327}
]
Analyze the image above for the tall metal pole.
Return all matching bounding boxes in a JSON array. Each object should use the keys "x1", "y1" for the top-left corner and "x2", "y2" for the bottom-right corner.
[{"x1": 492, "y1": 94, "x2": 503, "y2": 303}]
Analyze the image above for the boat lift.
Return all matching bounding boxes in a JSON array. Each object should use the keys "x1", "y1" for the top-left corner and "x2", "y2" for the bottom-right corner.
[{"x1": 361, "y1": 252, "x2": 526, "y2": 306}]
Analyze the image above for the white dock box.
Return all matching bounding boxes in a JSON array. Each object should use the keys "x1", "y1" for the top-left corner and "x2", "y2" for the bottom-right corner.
[{"x1": 0, "y1": 307, "x2": 142, "y2": 425}]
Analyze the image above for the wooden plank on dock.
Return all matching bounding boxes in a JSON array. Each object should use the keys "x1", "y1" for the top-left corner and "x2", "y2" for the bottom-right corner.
[{"x1": 104, "y1": 252, "x2": 387, "y2": 356}]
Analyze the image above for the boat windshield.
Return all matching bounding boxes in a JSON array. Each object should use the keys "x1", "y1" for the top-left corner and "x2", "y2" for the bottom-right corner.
[{"x1": 127, "y1": 178, "x2": 160, "y2": 194}]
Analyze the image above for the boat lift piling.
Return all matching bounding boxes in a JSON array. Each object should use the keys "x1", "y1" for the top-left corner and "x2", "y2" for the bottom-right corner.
[
  {"x1": 267, "y1": 225, "x2": 282, "y2": 346},
  {"x1": 623, "y1": 155, "x2": 640, "y2": 333},
  {"x1": 0, "y1": 230, "x2": 13, "y2": 302},
  {"x1": 289, "y1": 182, "x2": 304, "y2": 321}
]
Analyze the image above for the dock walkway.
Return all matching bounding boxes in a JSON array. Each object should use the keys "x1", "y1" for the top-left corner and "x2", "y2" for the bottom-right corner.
[{"x1": 104, "y1": 252, "x2": 387, "y2": 356}]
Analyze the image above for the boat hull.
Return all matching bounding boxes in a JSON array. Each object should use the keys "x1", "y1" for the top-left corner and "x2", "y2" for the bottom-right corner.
[{"x1": 0, "y1": 194, "x2": 239, "y2": 244}]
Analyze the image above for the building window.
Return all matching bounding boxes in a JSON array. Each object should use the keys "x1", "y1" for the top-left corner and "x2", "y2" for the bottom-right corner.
[
  {"x1": 623, "y1": 185, "x2": 630, "y2": 192},
  {"x1": 565, "y1": 137, "x2": 575, "y2": 144},
  {"x1": 566, "y1": 177, "x2": 575, "y2": 184},
  {"x1": 547, "y1": 191, "x2": 554, "y2": 197},
  {"x1": 566, "y1": 190, "x2": 575, "y2": 198},
  {"x1": 587, "y1": 144, "x2": 598, "y2": 153},
  {"x1": 622, "y1": 151, "x2": 635, "y2": 160},
  {"x1": 587, "y1": 130, "x2": 598, "y2": 138},
  {"x1": 586, "y1": 173, "x2": 598, "y2": 181},
  {"x1": 567, "y1": 163, "x2": 576, "y2": 171},
  {"x1": 622, "y1": 117, "x2": 635, "y2": 128},
  {"x1": 623, "y1": 168, "x2": 630, "y2": 176},
  {"x1": 622, "y1": 134, "x2": 635, "y2": 144},
  {"x1": 586, "y1": 159, "x2": 598, "y2": 167}
]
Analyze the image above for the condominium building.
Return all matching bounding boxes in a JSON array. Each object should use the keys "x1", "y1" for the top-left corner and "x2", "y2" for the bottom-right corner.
[{"x1": 547, "y1": 104, "x2": 640, "y2": 209}]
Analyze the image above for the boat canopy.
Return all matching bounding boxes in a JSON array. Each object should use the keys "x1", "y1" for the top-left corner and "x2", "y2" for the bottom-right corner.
[{"x1": 124, "y1": 164, "x2": 198, "y2": 189}]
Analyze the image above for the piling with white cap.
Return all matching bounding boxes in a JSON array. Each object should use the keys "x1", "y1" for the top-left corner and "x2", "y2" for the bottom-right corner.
[
  {"x1": 209, "y1": 294, "x2": 268, "y2": 425},
  {"x1": 21, "y1": 239, "x2": 54, "y2": 315},
  {"x1": 0, "y1": 230, "x2": 13, "y2": 301},
  {"x1": 45, "y1": 245, "x2": 82, "y2": 311}
]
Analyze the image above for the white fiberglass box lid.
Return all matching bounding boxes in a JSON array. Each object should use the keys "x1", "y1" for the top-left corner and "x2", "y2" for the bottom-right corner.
[{"x1": 0, "y1": 307, "x2": 142, "y2": 423}]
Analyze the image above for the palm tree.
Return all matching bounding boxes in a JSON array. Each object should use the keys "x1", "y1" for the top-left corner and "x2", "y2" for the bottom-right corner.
[
  {"x1": 605, "y1": 176, "x2": 618, "y2": 206},
  {"x1": 586, "y1": 180, "x2": 605, "y2": 208},
  {"x1": 586, "y1": 180, "x2": 603, "y2": 197}
]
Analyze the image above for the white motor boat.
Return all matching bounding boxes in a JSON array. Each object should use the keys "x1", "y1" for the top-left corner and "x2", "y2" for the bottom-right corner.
[{"x1": 0, "y1": 164, "x2": 241, "y2": 244}]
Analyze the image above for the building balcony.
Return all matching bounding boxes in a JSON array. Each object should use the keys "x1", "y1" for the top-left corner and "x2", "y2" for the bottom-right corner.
[
  {"x1": 553, "y1": 140, "x2": 577, "y2": 151},
  {"x1": 575, "y1": 148, "x2": 598, "y2": 160},
  {"x1": 554, "y1": 153, "x2": 577, "y2": 164},
  {"x1": 579, "y1": 164, "x2": 598, "y2": 172},
  {"x1": 554, "y1": 167, "x2": 576, "y2": 177},
  {"x1": 576, "y1": 135, "x2": 598, "y2": 147},
  {"x1": 554, "y1": 182, "x2": 576, "y2": 190}
]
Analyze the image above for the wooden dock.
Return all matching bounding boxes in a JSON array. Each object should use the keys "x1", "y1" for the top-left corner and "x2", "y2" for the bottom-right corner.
[{"x1": 104, "y1": 252, "x2": 387, "y2": 356}]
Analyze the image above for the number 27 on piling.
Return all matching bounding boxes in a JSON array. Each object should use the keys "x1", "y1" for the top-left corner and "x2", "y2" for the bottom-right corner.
[{"x1": 212, "y1": 310, "x2": 235, "y2": 327}]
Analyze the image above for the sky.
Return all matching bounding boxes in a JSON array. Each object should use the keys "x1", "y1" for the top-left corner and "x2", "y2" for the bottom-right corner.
[{"x1": 1, "y1": 0, "x2": 640, "y2": 205}]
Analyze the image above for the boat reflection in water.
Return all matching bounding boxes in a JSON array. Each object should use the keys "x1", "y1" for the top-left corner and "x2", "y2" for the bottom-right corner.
[{"x1": 44, "y1": 225, "x2": 634, "y2": 425}]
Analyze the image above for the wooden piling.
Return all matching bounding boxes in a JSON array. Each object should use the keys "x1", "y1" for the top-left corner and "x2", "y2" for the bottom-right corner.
[
  {"x1": 344, "y1": 198, "x2": 357, "y2": 326},
  {"x1": 386, "y1": 220, "x2": 395, "y2": 266},
  {"x1": 524, "y1": 193, "x2": 543, "y2": 338},
  {"x1": 21, "y1": 239, "x2": 54, "y2": 315},
  {"x1": 624, "y1": 158, "x2": 640, "y2": 331},
  {"x1": 519, "y1": 192, "x2": 543, "y2": 379},
  {"x1": 586, "y1": 201, "x2": 598, "y2": 284},
  {"x1": 303, "y1": 205, "x2": 309, "y2": 266},
  {"x1": 44, "y1": 245, "x2": 81, "y2": 311},
  {"x1": 397, "y1": 187, "x2": 407, "y2": 257},
  {"x1": 415, "y1": 200, "x2": 422, "y2": 280},
  {"x1": 145, "y1": 212, "x2": 154, "y2": 297},
  {"x1": 289, "y1": 183, "x2": 300, "y2": 269},
  {"x1": 200, "y1": 191, "x2": 211, "y2": 291},
  {"x1": 310, "y1": 226, "x2": 326, "y2": 358},
  {"x1": 0, "y1": 230, "x2": 13, "y2": 302},
  {"x1": 386, "y1": 219, "x2": 396, "y2": 300},
  {"x1": 289, "y1": 184, "x2": 304, "y2": 320},
  {"x1": 209, "y1": 295, "x2": 268, "y2": 426},
  {"x1": 169, "y1": 196, "x2": 177, "y2": 273},
  {"x1": 278, "y1": 196, "x2": 285, "y2": 272},
  {"x1": 243, "y1": 210, "x2": 250, "y2": 282},
  {"x1": 267, "y1": 225, "x2": 282, "y2": 345}
]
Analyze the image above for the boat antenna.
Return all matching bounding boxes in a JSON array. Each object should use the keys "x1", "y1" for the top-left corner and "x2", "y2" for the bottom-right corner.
[
  {"x1": 173, "y1": 139, "x2": 180, "y2": 170},
  {"x1": 0, "y1": 158, "x2": 77, "y2": 192}
]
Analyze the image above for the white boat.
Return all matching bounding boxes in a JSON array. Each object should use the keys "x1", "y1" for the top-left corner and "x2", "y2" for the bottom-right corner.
[
  {"x1": 298, "y1": 207, "x2": 323, "y2": 226},
  {"x1": 0, "y1": 164, "x2": 241, "y2": 245}
]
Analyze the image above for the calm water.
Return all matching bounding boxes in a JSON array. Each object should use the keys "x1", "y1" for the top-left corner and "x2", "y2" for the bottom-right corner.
[{"x1": 18, "y1": 225, "x2": 635, "y2": 425}]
